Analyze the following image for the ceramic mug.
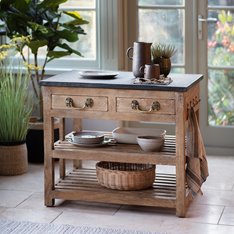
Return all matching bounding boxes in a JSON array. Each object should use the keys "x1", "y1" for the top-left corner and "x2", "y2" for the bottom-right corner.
[{"x1": 140, "y1": 64, "x2": 160, "y2": 80}]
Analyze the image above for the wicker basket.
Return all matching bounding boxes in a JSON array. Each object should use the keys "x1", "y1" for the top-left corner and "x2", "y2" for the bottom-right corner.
[
  {"x1": 0, "y1": 143, "x2": 28, "y2": 176},
  {"x1": 96, "y1": 162, "x2": 155, "y2": 191}
]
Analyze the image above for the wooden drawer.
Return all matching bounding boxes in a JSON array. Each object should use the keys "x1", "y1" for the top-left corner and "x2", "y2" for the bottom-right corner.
[
  {"x1": 52, "y1": 95, "x2": 108, "y2": 112},
  {"x1": 116, "y1": 97, "x2": 175, "y2": 115}
]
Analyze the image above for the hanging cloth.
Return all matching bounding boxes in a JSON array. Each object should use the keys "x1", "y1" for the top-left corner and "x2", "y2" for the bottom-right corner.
[{"x1": 186, "y1": 107, "x2": 209, "y2": 197}]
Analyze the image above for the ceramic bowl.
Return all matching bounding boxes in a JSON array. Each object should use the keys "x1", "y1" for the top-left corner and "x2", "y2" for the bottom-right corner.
[
  {"x1": 137, "y1": 136, "x2": 164, "y2": 152},
  {"x1": 112, "y1": 127, "x2": 166, "y2": 144}
]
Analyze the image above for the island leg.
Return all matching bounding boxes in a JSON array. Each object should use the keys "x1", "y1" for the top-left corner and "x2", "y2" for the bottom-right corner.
[{"x1": 175, "y1": 93, "x2": 186, "y2": 217}]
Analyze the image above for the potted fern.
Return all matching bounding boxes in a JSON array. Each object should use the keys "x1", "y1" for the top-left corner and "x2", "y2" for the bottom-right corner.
[
  {"x1": 151, "y1": 43, "x2": 176, "y2": 77},
  {"x1": 0, "y1": 44, "x2": 33, "y2": 175},
  {"x1": 0, "y1": 0, "x2": 89, "y2": 162}
]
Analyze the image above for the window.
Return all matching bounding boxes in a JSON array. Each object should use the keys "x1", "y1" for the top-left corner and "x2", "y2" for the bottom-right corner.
[
  {"x1": 60, "y1": 0, "x2": 96, "y2": 60},
  {"x1": 46, "y1": 0, "x2": 98, "y2": 73},
  {"x1": 138, "y1": 0, "x2": 185, "y2": 73},
  {"x1": 47, "y1": 0, "x2": 121, "y2": 73}
]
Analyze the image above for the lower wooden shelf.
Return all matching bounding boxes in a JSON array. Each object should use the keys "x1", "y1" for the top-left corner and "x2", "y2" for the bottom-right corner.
[
  {"x1": 53, "y1": 135, "x2": 176, "y2": 165},
  {"x1": 54, "y1": 168, "x2": 177, "y2": 208}
]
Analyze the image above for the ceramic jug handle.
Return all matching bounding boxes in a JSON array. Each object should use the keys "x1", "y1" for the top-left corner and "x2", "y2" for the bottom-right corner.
[
  {"x1": 139, "y1": 65, "x2": 145, "y2": 74},
  {"x1": 126, "y1": 47, "x2": 133, "y2": 60}
]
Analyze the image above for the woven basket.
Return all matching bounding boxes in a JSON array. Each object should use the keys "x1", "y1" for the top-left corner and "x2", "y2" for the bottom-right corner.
[
  {"x1": 0, "y1": 143, "x2": 28, "y2": 176},
  {"x1": 96, "y1": 162, "x2": 155, "y2": 191}
]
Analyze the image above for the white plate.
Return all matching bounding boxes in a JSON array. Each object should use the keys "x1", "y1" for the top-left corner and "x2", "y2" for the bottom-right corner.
[
  {"x1": 68, "y1": 139, "x2": 109, "y2": 148},
  {"x1": 79, "y1": 70, "x2": 119, "y2": 79},
  {"x1": 72, "y1": 131, "x2": 104, "y2": 144},
  {"x1": 112, "y1": 127, "x2": 166, "y2": 144}
]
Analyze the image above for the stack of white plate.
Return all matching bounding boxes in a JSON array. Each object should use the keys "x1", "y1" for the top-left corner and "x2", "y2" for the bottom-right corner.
[{"x1": 70, "y1": 131, "x2": 105, "y2": 147}]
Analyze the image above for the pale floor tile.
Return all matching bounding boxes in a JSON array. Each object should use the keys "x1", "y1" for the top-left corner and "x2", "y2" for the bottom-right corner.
[
  {"x1": 0, "y1": 207, "x2": 62, "y2": 224},
  {"x1": 118, "y1": 203, "x2": 224, "y2": 225},
  {"x1": 0, "y1": 207, "x2": 6, "y2": 214},
  {"x1": 219, "y1": 206, "x2": 234, "y2": 225},
  {"x1": 18, "y1": 192, "x2": 120, "y2": 215},
  {"x1": 117, "y1": 205, "x2": 177, "y2": 222},
  {"x1": 53, "y1": 210, "x2": 164, "y2": 233},
  {"x1": 52, "y1": 207, "x2": 234, "y2": 234},
  {"x1": 53, "y1": 200, "x2": 120, "y2": 215},
  {"x1": 0, "y1": 190, "x2": 33, "y2": 207},
  {"x1": 0, "y1": 164, "x2": 44, "y2": 192},
  {"x1": 184, "y1": 203, "x2": 224, "y2": 224},
  {"x1": 193, "y1": 189, "x2": 234, "y2": 206},
  {"x1": 16, "y1": 193, "x2": 45, "y2": 209},
  {"x1": 114, "y1": 206, "x2": 176, "y2": 232},
  {"x1": 157, "y1": 220, "x2": 234, "y2": 234},
  {"x1": 204, "y1": 156, "x2": 234, "y2": 191}
]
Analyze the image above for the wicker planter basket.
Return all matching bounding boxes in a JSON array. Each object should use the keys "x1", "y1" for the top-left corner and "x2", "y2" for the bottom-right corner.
[
  {"x1": 96, "y1": 162, "x2": 155, "y2": 191},
  {"x1": 0, "y1": 143, "x2": 28, "y2": 176}
]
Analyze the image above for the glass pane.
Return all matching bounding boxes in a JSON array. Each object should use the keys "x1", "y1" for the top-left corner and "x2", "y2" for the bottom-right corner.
[
  {"x1": 139, "y1": 0, "x2": 184, "y2": 6},
  {"x1": 171, "y1": 67, "x2": 185, "y2": 73},
  {"x1": 65, "y1": 11, "x2": 96, "y2": 59},
  {"x1": 208, "y1": 69, "x2": 234, "y2": 126},
  {"x1": 208, "y1": 10, "x2": 234, "y2": 67},
  {"x1": 208, "y1": 0, "x2": 233, "y2": 7},
  {"x1": 207, "y1": 10, "x2": 234, "y2": 126},
  {"x1": 138, "y1": 9, "x2": 184, "y2": 64},
  {"x1": 60, "y1": 0, "x2": 95, "y2": 8}
]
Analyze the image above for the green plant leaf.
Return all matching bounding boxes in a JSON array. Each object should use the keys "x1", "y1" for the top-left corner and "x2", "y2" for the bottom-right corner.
[
  {"x1": 218, "y1": 10, "x2": 226, "y2": 24},
  {"x1": 28, "y1": 40, "x2": 48, "y2": 54},
  {"x1": 12, "y1": 0, "x2": 30, "y2": 13},
  {"x1": 58, "y1": 42, "x2": 82, "y2": 56},
  {"x1": 56, "y1": 29, "x2": 78, "y2": 42},
  {"x1": 64, "y1": 18, "x2": 89, "y2": 26},
  {"x1": 0, "y1": 0, "x2": 16, "y2": 9},
  {"x1": 62, "y1": 23, "x2": 86, "y2": 35},
  {"x1": 38, "y1": 0, "x2": 67, "y2": 9},
  {"x1": 0, "y1": 59, "x2": 33, "y2": 142},
  {"x1": 64, "y1": 11, "x2": 83, "y2": 19},
  {"x1": 27, "y1": 22, "x2": 48, "y2": 34},
  {"x1": 227, "y1": 12, "x2": 233, "y2": 22},
  {"x1": 63, "y1": 11, "x2": 89, "y2": 25},
  {"x1": 47, "y1": 51, "x2": 71, "y2": 62},
  {"x1": 47, "y1": 42, "x2": 83, "y2": 62}
]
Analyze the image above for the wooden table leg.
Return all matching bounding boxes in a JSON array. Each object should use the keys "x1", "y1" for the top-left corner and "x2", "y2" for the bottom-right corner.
[
  {"x1": 58, "y1": 118, "x2": 66, "y2": 179},
  {"x1": 43, "y1": 87, "x2": 55, "y2": 207},
  {"x1": 175, "y1": 93, "x2": 186, "y2": 217}
]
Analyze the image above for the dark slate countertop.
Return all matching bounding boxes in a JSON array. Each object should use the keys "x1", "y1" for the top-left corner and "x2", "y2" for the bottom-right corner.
[{"x1": 40, "y1": 71, "x2": 203, "y2": 92}]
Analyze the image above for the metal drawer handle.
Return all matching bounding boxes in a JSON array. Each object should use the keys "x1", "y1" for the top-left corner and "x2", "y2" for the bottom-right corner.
[
  {"x1": 65, "y1": 97, "x2": 94, "y2": 109},
  {"x1": 131, "y1": 100, "x2": 160, "y2": 113}
]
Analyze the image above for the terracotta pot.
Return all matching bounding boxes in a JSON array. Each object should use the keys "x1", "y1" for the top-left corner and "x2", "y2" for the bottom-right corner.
[{"x1": 0, "y1": 143, "x2": 28, "y2": 175}]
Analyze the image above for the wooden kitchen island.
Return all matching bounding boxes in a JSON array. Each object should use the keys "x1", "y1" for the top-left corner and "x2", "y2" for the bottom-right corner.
[{"x1": 40, "y1": 71, "x2": 203, "y2": 217}]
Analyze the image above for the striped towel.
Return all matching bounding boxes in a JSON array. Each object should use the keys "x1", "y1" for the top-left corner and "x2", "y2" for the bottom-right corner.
[{"x1": 186, "y1": 107, "x2": 209, "y2": 197}]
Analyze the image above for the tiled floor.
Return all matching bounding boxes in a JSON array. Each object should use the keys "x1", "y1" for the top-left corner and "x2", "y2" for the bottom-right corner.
[{"x1": 1, "y1": 155, "x2": 234, "y2": 234}]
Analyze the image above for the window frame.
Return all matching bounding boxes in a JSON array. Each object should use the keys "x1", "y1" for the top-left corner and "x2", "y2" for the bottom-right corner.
[{"x1": 44, "y1": 0, "x2": 126, "y2": 75}]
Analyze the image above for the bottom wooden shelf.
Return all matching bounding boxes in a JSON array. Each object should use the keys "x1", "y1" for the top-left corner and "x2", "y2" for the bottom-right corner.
[{"x1": 54, "y1": 168, "x2": 177, "y2": 208}]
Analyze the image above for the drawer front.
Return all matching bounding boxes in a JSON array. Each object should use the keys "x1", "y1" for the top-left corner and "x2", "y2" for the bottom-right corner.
[
  {"x1": 52, "y1": 95, "x2": 108, "y2": 112},
  {"x1": 117, "y1": 97, "x2": 175, "y2": 115}
]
